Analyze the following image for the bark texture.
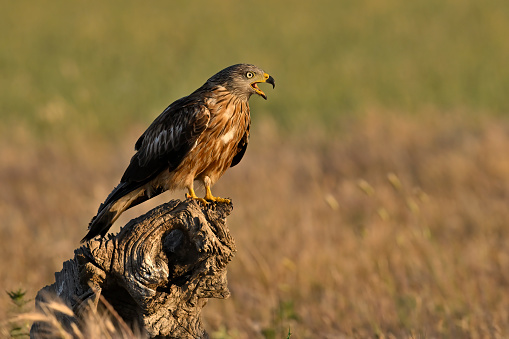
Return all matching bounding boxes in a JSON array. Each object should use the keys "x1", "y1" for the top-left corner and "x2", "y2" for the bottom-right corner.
[{"x1": 30, "y1": 199, "x2": 236, "y2": 339}]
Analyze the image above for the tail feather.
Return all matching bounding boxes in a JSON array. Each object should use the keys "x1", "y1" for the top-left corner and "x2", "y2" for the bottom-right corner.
[
  {"x1": 81, "y1": 202, "x2": 119, "y2": 243},
  {"x1": 82, "y1": 181, "x2": 168, "y2": 243},
  {"x1": 81, "y1": 183, "x2": 143, "y2": 243}
]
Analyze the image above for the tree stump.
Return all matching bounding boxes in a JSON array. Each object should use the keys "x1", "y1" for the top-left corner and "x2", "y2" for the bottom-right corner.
[{"x1": 30, "y1": 199, "x2": 236, "y2": 339}]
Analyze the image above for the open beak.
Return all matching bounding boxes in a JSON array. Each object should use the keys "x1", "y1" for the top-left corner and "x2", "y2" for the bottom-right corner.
[{"x1": 251, "y1": 73, "x2": 276, "y2": 100}]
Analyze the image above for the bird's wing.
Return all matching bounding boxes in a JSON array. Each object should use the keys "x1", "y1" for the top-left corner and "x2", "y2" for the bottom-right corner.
[
  {"x1": 230, "y1": 123, "x2": 250, "y2": 168},
  {"x1": 121, "y1": 97, "x2": 210, "y2": 184}
]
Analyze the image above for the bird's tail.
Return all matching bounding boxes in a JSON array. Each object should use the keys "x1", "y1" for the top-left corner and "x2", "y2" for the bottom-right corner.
[{"x1": 81, "y1": 182, "x2": 160, "y2": 243}]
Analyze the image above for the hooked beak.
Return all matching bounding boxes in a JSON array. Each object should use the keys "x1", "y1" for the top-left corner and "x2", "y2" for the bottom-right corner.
[{"x1": 251, "y1": 73, "x2": 276, "y2": 100}]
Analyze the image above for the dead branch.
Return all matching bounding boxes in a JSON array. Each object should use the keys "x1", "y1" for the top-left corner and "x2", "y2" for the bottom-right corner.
[{"x1": 30, "y1": 199, "x2": 236, "y2": 339}]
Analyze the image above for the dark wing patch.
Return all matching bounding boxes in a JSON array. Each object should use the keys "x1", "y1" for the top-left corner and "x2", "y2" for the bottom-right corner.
[
  {"x1": 121, "y1": 97, "x2": 210, "y2": 183},
  {"x1": 230, "y1": 125, "x2": 249, "y2": 168}
]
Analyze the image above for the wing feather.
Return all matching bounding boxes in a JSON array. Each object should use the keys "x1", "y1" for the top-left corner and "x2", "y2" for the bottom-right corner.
[
  {"x1": 121, "y1": 96, "x2": 210, "y2": 183},
  {"x1": 230, "y1": 124, "x2": 249, "y2": 168}
]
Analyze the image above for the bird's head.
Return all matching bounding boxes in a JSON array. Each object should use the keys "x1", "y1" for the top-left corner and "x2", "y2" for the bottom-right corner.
[{"x1": 208, "y1": 64, "x2": 275, "y2": 100}]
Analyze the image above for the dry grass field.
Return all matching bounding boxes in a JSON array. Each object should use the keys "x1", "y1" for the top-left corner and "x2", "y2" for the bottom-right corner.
[
  {"x1": 3, "y1": 113, "x2": 509, "y2": 338},
  {"x1": 2, "y1": 0, "x2": 509, "y2": 338}
]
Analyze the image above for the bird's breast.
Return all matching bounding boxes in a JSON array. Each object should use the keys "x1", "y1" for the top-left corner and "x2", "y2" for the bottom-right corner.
[{"x1": 220, "y1": 129, "x2": 236, "y2": 144}]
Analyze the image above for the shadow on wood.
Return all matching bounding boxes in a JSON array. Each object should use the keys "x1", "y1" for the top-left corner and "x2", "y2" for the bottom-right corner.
[{"x1": 30, "y1": 199, "x2": 236, "y2": 339}]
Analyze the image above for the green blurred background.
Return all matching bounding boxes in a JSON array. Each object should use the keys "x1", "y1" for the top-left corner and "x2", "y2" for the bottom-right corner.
[
  {"x1": 2, "y1": 0, "x2": 508, "y2": 137},
  {"x1": 3, "y1": 1, "x2": 509, "y2": 337}
]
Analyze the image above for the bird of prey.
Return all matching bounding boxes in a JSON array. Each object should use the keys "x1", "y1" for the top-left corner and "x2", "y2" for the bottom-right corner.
[{"x1": 82, "y1": 64, "x2": 275, "y2": 242}]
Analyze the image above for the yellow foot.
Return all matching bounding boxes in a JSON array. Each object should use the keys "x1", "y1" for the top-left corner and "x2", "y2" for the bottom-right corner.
[
  {"x1": 186, "y1": 188, "x2": 208, "y2": 205},
  {"x1": 206, "y1": 196, "x2": 231, "y2": 203},
  {"x1": 204, "y1": 187, "x2": 231, "y2": 203}
]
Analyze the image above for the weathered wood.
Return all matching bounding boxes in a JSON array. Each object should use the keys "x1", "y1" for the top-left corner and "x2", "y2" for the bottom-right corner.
[{"x1": 30, "y1": 199, "x2": 236, "y2": 339}]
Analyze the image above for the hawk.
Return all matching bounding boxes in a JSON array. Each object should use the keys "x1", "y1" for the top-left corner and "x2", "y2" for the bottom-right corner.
[{"x1": 82, "y1": 64, "x2": 275, "y2": 242}]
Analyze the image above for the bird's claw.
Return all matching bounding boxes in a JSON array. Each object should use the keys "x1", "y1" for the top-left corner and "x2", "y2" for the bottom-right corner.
[
  {"x1": 206, "y1": 196, "x2": 231, "y2": 204},
  {"x1": 203, "y1": 185, "x2": 230, "y2": 203},
  {"x1": 186, "y1": 188, "x2": 230, "y2": 205},
  {"x1": 185, "y1": 193, "x2": 208, "y2": 205}
]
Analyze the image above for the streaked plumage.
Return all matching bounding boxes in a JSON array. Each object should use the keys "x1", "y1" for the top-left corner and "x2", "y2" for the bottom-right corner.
[{"x1": 82, "y1": 64, "x2": 275, "y2": 242}]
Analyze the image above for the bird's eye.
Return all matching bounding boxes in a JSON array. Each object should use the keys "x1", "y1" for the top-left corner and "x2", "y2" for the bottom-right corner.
[{"x1": 246, "y1": 71, "x2": 254, "y2": 79}]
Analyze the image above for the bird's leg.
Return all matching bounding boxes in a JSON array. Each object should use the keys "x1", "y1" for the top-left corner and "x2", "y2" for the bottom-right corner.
[
  {"x1": 186, "y1": 186, "x2": 208, "y2": 205},
  {"x1": 203, "y1": 176, "x2": 231, "y2": 203}
]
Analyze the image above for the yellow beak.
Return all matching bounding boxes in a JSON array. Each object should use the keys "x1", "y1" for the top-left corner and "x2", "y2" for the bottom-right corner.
[{"x1": 251, "y1": 73, "x2": 276, "y2": 100}]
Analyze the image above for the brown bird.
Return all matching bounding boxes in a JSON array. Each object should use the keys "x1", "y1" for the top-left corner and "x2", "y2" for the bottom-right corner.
[{"x1": 82, "y1": 64, "x2": 275, "y2": 242}]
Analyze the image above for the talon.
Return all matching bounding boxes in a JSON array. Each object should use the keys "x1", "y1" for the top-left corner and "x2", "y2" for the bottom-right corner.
[
  {"x1": 186, "y1": 188, "x2": 209, "y2": 205},
  {"x1": 207, "y1": 196, "x2": 231, "y2": 203},
  {"x1": 204, "y1": 186, "x2": 230, "y2": 203},
  {"x1": 196, "y1": 198, "x2": 209, "y2": 205}
]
